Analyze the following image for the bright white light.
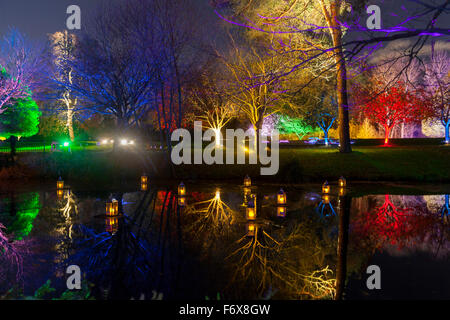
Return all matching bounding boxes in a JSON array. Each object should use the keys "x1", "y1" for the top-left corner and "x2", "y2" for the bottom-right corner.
[
  {"x1": 129, "y1": 140, "x2": 135, "y2": 145},
  {"x1": 121, "y1": 139, "x2": 128, "y2": 145},
  {"x1": 102, "y1": 139, "x2": 108, "y2": 144},
  {"x1": 110, "y1": 140, "x2": 114, "y2": 143}
]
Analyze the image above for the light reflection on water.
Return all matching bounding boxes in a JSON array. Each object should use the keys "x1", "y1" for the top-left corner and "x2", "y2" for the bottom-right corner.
[{"x1": 0, "y1": 184, "x2": 450, "y2": 300}]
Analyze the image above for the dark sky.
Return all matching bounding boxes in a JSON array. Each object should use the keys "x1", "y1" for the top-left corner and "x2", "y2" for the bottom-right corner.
[
  {"x1": 0, "y1": 0, "x2": 223, "y2": 40},
  {"x1": 0, "y1": 0, "x2": 102, "y2": 39},
  {"x1": 0, "y1": 0, "x2": 448, "y2": 53}
]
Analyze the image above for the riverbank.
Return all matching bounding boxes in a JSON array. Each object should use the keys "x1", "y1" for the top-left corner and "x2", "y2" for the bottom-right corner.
[{"x1": 1, "y1": 144, "x2": 450, "y2": 187}]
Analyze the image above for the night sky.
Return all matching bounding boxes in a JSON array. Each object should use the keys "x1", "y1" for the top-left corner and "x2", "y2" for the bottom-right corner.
[
  {"x1": 0, "y1": 0, "x2": 448, "y2": 54},
  {"x1": 0, "y1": 0, "x2": 223, "y2": 40}
]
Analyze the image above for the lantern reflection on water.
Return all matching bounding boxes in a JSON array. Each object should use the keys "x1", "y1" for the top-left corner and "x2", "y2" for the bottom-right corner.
[
  {"x1": 106, "y1": 217, "x2": 119, "y2": 234},
  {"x1": 338, "y1": 187, "x2": 346, "y2": 197},
  {"x1": 178, "y1": 196, "x2": 186, "y2": 207},
  {"x1": 141, "y1": 183, "x2": 148, "y2": 191},
  {"x1": 277, "y1": 189, "x2": 286, "y2": 205},
  {"x1": 277, "y1": 206, "x2": 287, "y2": 217},
  {"x1": 57, "y1": 189, "x2": 64, "y2": 200},
  {"x1": 246, "y1": 223, "x2": 256, "y2": 237},
  {"x1": 322, "y1": 194, "x2": 330, "y2": 204},
  {"x1": 322, "y1": 181, "x2": 330, "y2": 194}
]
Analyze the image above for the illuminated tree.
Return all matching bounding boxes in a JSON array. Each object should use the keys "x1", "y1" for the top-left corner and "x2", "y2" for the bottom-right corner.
[
  {"x1": 0, "y1": 30, "x2": 42, "y2": 113},
  {"x1": 189, "y1": 73, "x2": 235, "y2": 147},
  {"x1": 0, "y1": 95, "x2": 41, "y2": 159},
  {"x1": 424, "y1": 50, "x2": 450, "y2": 143},
  {"x1": 277, "y1": 115, "x2": 314, "y2": 141},
  {"x1": 220, "y1": 42, "x2": 285, "y2": 151},
  {"x1": 215, "y1": 1, "x2": 449, "y2": 153},
  {"x1": 49, "y1": 31, "x2": 78, "y2": 141},
  {"x1": 360, "y1": 82, "x2": 426, "y2": 145}
]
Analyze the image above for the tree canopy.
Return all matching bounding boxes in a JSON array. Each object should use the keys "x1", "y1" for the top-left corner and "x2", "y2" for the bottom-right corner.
[{"x1": 0, "y1": 95, "x2": 41, "y2": 139}]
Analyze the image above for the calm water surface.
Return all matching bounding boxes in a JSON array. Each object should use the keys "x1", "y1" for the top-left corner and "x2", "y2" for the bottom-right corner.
[{"x1": 1, "y1": 182, "x2": 449, "y2": 300}]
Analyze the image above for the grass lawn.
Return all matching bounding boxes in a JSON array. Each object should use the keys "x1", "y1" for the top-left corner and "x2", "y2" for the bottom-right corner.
[
  {"x1": 278, "y1": 144, "x2": 450, "y2": 183},
  {"x1": 2, "y1": 139, "x2": 450, "y2": 184},
  {"x1": 173, "y1": 142, "x2": 450, "y2": 183}
]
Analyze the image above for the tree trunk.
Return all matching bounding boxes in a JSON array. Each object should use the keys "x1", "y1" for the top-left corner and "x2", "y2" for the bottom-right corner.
[
  {"x1": 323, "y1": 3, "x2": 352, "y2": 153},
  {"x1": 324, "y1": 129, "x2": 329, "y2": 145},
  {"x1": 9, "y1": 136, "x2": 17, "y2": 163},
  {"x1": 384, "y1": 125, "x2": 392, "y2": 145},
  {"x1": 335, "y1": 194, "x2": 351, "y2": 300},
  {"x1": 67, "y1": 107, "x2": 75, "y2": 142},
  {"x1": 445, "y1": 122, "x2": 450, "y2": 143}
]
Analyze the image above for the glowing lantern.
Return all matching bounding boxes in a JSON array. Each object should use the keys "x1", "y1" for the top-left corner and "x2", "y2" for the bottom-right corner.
[
  {"x1": 106, "y1": 202, "x2": 113, "y2": 216},
  {"x1": 141, "y1": 175, "x2": 148, "y2": 184},
  {"x1": 178, "y1": 182, "x2": 186, "y2": 196},
  {"x1": 141, "y1": 183, "x2": 148, "y2": 191},
  {"x1": 244, "y1": 175, "x2": 251, "y2": 187},
  {"x1": 246, "y1": 197, "x2": 256, "y2": 220},
  {"x1": 111, "y1": 199, "x2": 119, "y2": 216},
  {"x1": 57, "y1": 177, "x2": 64, "y2": 189},
  {"x1": 277, "y1": 189, "x2": 286, "y2": 205},
  {"x1": 57, "y1": 189, "x2": 64, "y2": 200},
  {"x1": 277, "y1": 206, "x2": 287, "y2": 217},
  {"x1": 339, "y1": 187, "x2": 346, "y2": 197},
  {"x1": 322, "y1": 181, "x2": 330, "y2": 194},
  {"x1": 178, "y1": 197, "x2": 186, "y2": 207},
  {"x1": 106, "y1": 217, "x2": 119, "y2": 234},
  {"x1": 322, "y1": 194, "x2": 330, "y2": 204},
  {"x1": 246, "y1": 223, "x2": 256, "y2": 237},
  {"x1": 338, "y1": 176, "x2": 346, "y2": 187}
]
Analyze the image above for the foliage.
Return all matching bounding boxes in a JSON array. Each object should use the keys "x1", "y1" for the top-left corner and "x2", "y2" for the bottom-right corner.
[
  {"x1": 5, "y1": 192, "x2": 40, "y2": 241},
  {"x1": 0, "y1": 96, "x2": 41, "y2": 139},
  {"x1": 38, "y1": 115, "x2": 67, "y2": 140},
  {"x1": 277, "y1": 115, "x2": 314, "y2": 140},
  {"x1": 359, "y1": 82, "x2": 430, "y2": 144}
]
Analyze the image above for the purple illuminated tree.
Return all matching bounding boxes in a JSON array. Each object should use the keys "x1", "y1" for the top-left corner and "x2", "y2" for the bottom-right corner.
[
  {"x1": 424, "y1": 50, "x2": 450, "y2": 143},
  {"x1": 0, "y1": 30, "x2": 43, "y2": 113}
]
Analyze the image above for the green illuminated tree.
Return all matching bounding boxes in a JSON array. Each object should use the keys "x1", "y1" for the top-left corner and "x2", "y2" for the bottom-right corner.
[
  {"x1": 0, "y1": 95, "x2": 41, "y2": 159},
  {"x1": 277, "y1": 115, "x2": 314, "y2": 140}
]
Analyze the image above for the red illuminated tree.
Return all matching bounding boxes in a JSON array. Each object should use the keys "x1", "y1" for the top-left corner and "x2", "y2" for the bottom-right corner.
[{"x1": 360, "y1": 82, "x2": 428, "y2": 145}]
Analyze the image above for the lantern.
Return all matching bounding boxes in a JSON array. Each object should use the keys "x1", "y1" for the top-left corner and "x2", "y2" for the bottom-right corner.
[
  {"x1": 57, "y1": 189, "x2": 64, "y2": 200},
  {"x1": 322, "y1": 181, "x2": 330, "y2": 194},
  {"x1": 141, "y1": 183, "x2": 148, "y2": 191},
  {"x1": 141, "y1": 175, "x2": 148, "y2": 184},
  {"x1": 178, "y1": 182, "x2": 186, "y2": 196},
  {"x1": 57, "y1": 177, "x2": 64, "y2": 189},
  {"x1": 277, "y1": 206, "x2": 287, "y2": 217},
  {"x1": 111, "y1": 198, "x2": 119, "y2": 216},
  {"x1": 106, "y1": 202, "x2": 113, "y2": 216},
  {"x1": 178, "y1": 197, "x2": 186, "y2": 207},
  {"x1": 244, "y1": 175, "x2": 251, "y2": 187},
  {"x1": 277, "y1": 189, "x2": 286, "y2": 205},
  {"x1": 246, "y1": 223, "x2": 256, "y2": 237},
  {"x1": 339, "y1": 187, "x2": 346, "y2": 197},
  {"x1": 246, "y1": 197, "x2": 256, "y2": 220},
  {"x1": 106, "y1": 217, "x2": 119, "y2": 234},
  {"x1": 338, "y1": 176, "x2": 346, "y2": 187},
  {"x1": 322, "y1": 194, "x2": 330, "y2": 204}
]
